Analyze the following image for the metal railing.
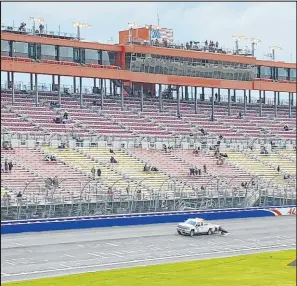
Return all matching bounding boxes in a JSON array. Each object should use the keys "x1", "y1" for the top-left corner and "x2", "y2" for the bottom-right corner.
[{"x1": 1, "y1": 175, "x2": 295, "y2": 220}]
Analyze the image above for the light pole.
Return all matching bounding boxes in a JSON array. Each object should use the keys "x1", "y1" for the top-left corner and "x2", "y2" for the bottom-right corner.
[
  {"x1": 232, "y1": 35, "x2": 247, "y2": 55},
  {"x1": 251, "y1": 38, "x2": 261, "y2": 57},
  {"x1": 270, "y1": 46, "x2": 282, "y2": 61},
  {"x1": 128, "y1": 22, "x2": 139, "y2": 44},
  {"x1": 29, "y1": 17, "x2": 44, "y2": 35},
  {"x1": 73, "y1": 22, "x2": 91, "y2": 40}
]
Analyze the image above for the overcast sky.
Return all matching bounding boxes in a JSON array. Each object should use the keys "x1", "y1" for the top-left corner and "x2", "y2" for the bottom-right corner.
[{"x1": 2, "y1": 1, "x2": 296, "y2": 63}]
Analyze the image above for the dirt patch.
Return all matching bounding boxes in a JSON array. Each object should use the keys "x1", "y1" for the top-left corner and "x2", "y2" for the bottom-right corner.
[{"x1": 288, "y1": 259, "x2": 296, "y2": 267}]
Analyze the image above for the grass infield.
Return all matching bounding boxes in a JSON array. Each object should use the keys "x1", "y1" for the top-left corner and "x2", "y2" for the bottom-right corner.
[{"x1": 6, "y1": 250, "x2": 296, "y2": 286}]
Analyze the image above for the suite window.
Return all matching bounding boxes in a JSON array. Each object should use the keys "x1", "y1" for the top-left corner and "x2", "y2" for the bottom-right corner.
[
  {"x1": 290, "y1": 68, "x2": 296, "y2": 81},
  {"x1": 59, "y1": 46, "x2": 74, "y2": 62},
  {"x1": 12, "y1": 41, "x2": 28, "y2": 58},
  {"x1": 1, "y1": 40, "x2": 10, "y2": 56},
  {"x1": 85, "y1": 49, "x2": 99, "y2": 64},
  {"x1": 260, "y1": 66, "x2": 272, "y2": 79},
  {"x1": 277, "y1": 67, "x2": 288, "y2": 80},
  {"x1": 40, "y1": 44, "x2": 55, "y2": 60}
]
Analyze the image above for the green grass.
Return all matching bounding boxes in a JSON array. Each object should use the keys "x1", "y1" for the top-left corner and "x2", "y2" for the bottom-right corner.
[{"x1": 6, "y1": 250, "x2": 296, "y2": 286}]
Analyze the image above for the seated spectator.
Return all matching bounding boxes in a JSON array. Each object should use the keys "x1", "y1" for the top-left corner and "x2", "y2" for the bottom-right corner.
[
  {"x1": 91, "y1": 166, "x2": 96, "y2": 178},
  {"x1": 237, "y1": 112, "x2": 242, "y2": 119},
  {"x1": 143, "y1": 164, "x2": 150, "y2": 172},
  {"x1": 52, "y1": 176, "x2": 59, "y2": 187},
  {"x1": 194, "y1": 168, "x2": 198, "y2": 176},
  {"x1": 220, "y1": 153, "x2": 228, "y2": 158},
  {"x1": 241, "y1": 182, "x2": 247, "y2": 188},
  {"x1": 151, "y1": 166, "x2": 159, "y2": 172},
  {"x1": 284, "y1": 174, "x2": 291, "y2": 180},
  {"x1": 54, "y1": 116, "x2": 62, "y2": 124},
  {"x1": 284, "y1": 125, "x2": 289, "y2": 131},
  {"x1": 58, "y1": 143, "x2": 66, "y2": 149},
  {"x1": 193, "y1": 149, "x2": 199, "y2": 155},
  {"x1": 219, "y1": 135, "x2": 223, "y2": 140},
  {"x1": 201, "y1": 185, "x2": 205, "y2": 191},
  {"x1": 16, "y1": 191, "x2": 22, "y2": 198},
  {"x1": 50, "y1": 155, "x2": 57, "y2": 162},
  {"x1": 4, "y1": 160, "x2": 8, "y2": 172},
  {"x1": 110, "y1": 156, "x2": 118, "y2": 164},
  {"x1": 163, "y1": 144, "x2": 168, "y2": 153},
  {"x1": 109, "y1": 149, "x2": 115, "y2": 154},
  {"x1": 45, "y1": 155, "x2": 51, "y2": 161},
  {"x1": 189, "y1": 168, "x2": 195, "y2": 176},
  {"x1": 277, "y1": 165, "x2": 280, "y2": 172}
]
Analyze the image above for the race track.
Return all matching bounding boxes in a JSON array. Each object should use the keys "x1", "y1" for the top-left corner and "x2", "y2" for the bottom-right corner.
[{"x1": 1, "y1": 216, "x2": 296, "y2": 283}]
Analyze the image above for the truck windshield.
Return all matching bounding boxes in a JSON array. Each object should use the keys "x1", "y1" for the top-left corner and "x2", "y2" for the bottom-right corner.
[{"x1": 185, "y1": 219, "x2": 196, "y2": 226}]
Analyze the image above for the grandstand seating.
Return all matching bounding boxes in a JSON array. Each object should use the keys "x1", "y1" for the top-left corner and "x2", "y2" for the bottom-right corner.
[{"x1": 1, "y1": 89, "x2": 296, "y2": 203}]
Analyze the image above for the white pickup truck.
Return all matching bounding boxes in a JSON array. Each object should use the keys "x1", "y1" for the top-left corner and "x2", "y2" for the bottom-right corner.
[{"x1": 176, "y1": 218, "x2": 229, "y2": 237}]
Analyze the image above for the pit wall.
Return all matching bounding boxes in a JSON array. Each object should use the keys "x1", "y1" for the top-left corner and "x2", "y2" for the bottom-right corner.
[{"x1": 1, "y1": 205, "x2": 296, "y2": 235}]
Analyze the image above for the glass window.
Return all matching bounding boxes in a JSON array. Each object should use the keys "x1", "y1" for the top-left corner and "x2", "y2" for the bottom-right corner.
[
  {"x1": 260, "y1": 66, "x2": 272, "y2": 78},
  {"x1": 59, "y1": 46, "x2": 73, "y2": 62},
  {"x1": 277, "y1": 68, "x2": 288, "y2": 80},
  {"x1": 101, "y1": 51, "x2": 110, "y2": 65},
  {"x1": 40, "y1": 44, "x2": 55, "y2": 60},
  {"x1": 1, "y1": 40, "x2": 10, "y2": 56},
  {"x1": 12, "y1": 41, "x2": 28, "y2": 58},
  {"x1": 290, "y1": 69, "x2": 296, "y2": 81},
  {"x1": 85, "y1": 49, "x2": 99, "y2": 64}
]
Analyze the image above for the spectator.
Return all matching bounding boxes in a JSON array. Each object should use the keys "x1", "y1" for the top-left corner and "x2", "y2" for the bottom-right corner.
[
  {"x1": 8, "y1": 161, "x2": 13, "y2": 172},
  {"x1": 97, "y1": 168, "x2": 101, "y2": 177},
  {"x1": 110, "y1": 156, "x2": 118, "y2": 164},
  {"x1": 277, "y1": 165, "x2": 280, "y2": 172},
  {"x1": 237, "y1": 112, "x2": 242, "y2": 119},
  {"x1": 203, "y1": 164, "x2": 207, "y2": 173},
  {"x1": 53, "y1": 176, "x2": 59, "y2": 188},
  {"x1": 16, "y1": 191, "x2": 22, "y2": 198},
  {"x1": 215, "y1": 93, "x2": 218, "y2": 101},
  {"x1": 109, "y1": 149, "x2": 115, "y2": 154},
  {"x1": 4, "y1": 160, "x2": 8, "y2": 173},
  {"x1": 284, "y1": 174, "x2": 290, "y2": 180},
  {"x1": 45, "y1": 155, "x2": 51, "y2": 162},
  {"x1": 1, "y1": 163, "x2": 4, "y2": 173},
  {"x1": 137, "y1": 189, "x2": 142, "y2": 200},
  {"x1": 189, "y1": 168, "x2": 195, "y2": 176},
  {"x1": 63, "y1": 110, "x2": 69, "y2": 120},
  {"x1": 284, "y1": 125, "x2": 289, "y2": 131},
  {"x1": 54, "y1": 116, "x2": 62, "y2": 124},
  {"x1": 143, "y1": 164, "x2": 150, "y2": 172},
  {"x1": 151, "y1": 166, "x2": 159, "y2": 172},
  {"x1": 201, "y1": 185, "x2": 205, "y2": 191},
  {"x1": 91, "y1": 166, "x2": 96, "y2": 178},
  {"x1": 194, "y1": 168, "x2": 198, "y2": 176},
  {"x1": 198, "y1": 168, "x2": 201, "y2": 176}
]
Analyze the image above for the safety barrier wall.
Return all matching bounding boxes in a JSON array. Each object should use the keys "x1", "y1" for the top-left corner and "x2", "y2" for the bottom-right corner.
[{"x1": 1, "y1": 205, "x2": 296, "y2": 235}]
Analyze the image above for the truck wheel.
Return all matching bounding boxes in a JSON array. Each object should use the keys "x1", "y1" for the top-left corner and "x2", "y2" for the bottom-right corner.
[
  {"x1": 190, "y1": 230, "x2": 195, "y2": 237},
  {"x1": 207, "y1": 229, "x2": 213, "y2": 235},
  {"x1": 177, "y1": 230, "x2": 181, "y2": 235}
]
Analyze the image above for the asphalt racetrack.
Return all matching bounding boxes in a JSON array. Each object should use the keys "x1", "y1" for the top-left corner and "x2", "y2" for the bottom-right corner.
[{"x1": 1, "y1": 216, "x2": 296, "y2": 283}]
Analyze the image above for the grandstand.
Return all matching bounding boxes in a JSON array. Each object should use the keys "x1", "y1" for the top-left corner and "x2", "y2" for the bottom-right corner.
[{"x1": 1, "y1": 23, "x2": 296, "y2": 220}]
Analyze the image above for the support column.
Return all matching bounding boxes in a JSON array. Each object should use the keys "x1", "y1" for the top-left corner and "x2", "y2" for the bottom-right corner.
[
  {"x1": 7, "y1": 72, "x2": 10, "y2": 85},
  {"x1": 35, "y1": 74, "x2": 38, "y2": 107},
  {"x1": 228, "y1": 89, "x2": 231, "y2": 116},
  {"x1": 201, "y1": 87, "x2": 205, "y2": 101},
  {"x1": 73, "y1": 77, "x2": 76, "y2": 94},
  {"x1": 217, "y1": 88, "x2": 221, "y2": 102},
  {"x1": 194, "y1": 86, "x2": 197, "y2": 114},
  {"x1": 274, "y1": 91, "x2": 277, "y2": 117},
  {"x1": 52, "y1": 75, "x2": 55, "y2": 87},
  {"x1": 177, "y1": 86, "x2": 180, "y2": 116},
  {"x1": 79, "y1": 77, "x2": 83, "y2": 108},
  {"x1": 109, "y1": 80, "x2": 112, "y2": 96},
  {"x1": 243, "y1": 90, "x2": 247, "y2": 116},
  {"x1": 58, "y1": 75, "x2": 61, "y2": 106},
  {"x1": 93, "y1": 78, "x2": 96, "y2": 88},
  {"x1": 259, "y1": 90, "x2": 262, "y2": 117},
  {"x1": 121, "y1": 81, "x2": 124, "y2": 110},
  {"x1": 104, "y1": 79, "x2": 107, "y2": 96},
  {"x1": 263, "y1": 90, "x2": 266, "y2": 104},
  {"x1": 100, "y1": 79, "x2": 103, "y2": 96},
  {"x1": 101, "y1": 81, "x2": 104, "y2": 109},
  {"x1": 185, "y1": 86, "x2": 189, "y2": 101},
  {"x1": 11, "y1": 72, "x2": 15, "y2": 105},
  {"x1": 181, "y1": 86, "x2": 184, "y2": 101},
  {"x1": 113, "y1": 82, "x2": 116, "y2": 96},
  {"x1": 30, "y1": 73, "x2": 33, "y2": 91},
  {"x1": 288, "y1": 93, "x2": 292, "y2": 118},
  {"x1": 159, "y1": 84, "x2": 162, "y2": 112},
  {"x1": 248, "y1": 90, "x2": 251, "y2": 103},
  {"x1": 140, "y1": 84, "x2": 144, "y2": 112},
  {"x1": 277, "y1": 92, "x2": 280, "y2": 105},
  {"x1": 233, "y1": 89, "x2": 236, "y2": 102},
  {"x1": 211, "y1": 87, "x2": 215, "y2": 120}
]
